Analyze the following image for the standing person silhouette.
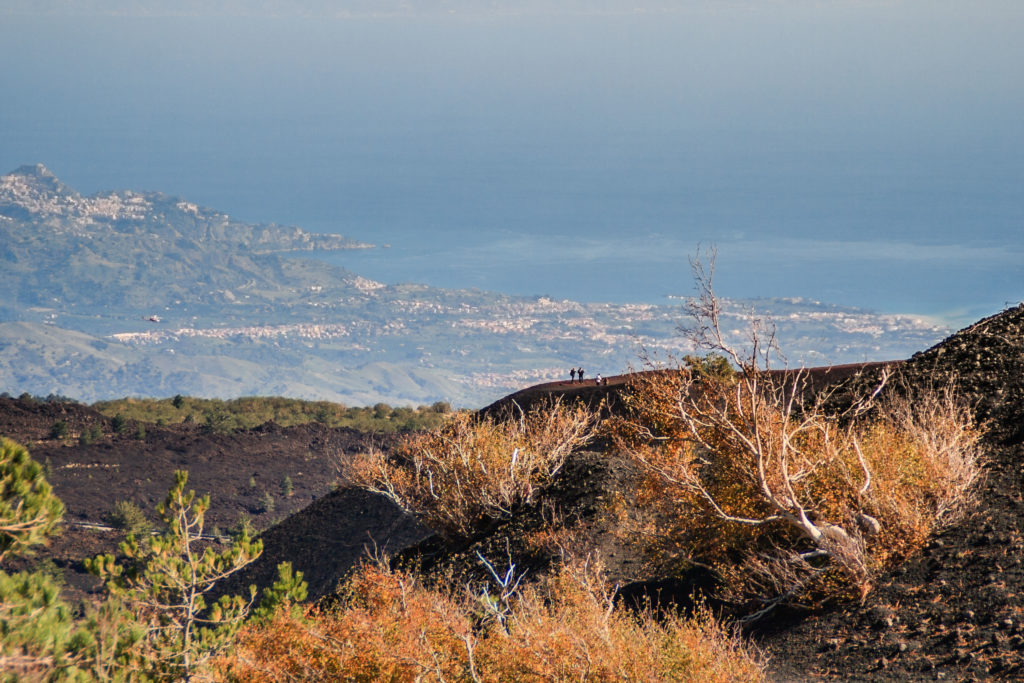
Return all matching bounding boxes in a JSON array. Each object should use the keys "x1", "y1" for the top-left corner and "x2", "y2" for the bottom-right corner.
[
  {"x1": 578, "y1": 368, "x2": 585, "y2": 383},
  {"x1": 570, "y1": 367, "x2": 577, "y2": 383}
]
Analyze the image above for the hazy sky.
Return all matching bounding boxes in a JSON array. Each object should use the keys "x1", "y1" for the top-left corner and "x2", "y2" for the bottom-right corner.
[{"x1": 2, "y1": 1, "x2": 1021, "y2": 320}]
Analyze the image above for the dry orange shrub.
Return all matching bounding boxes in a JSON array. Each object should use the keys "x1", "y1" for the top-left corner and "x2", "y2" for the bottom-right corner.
[
  {"x1": 612, "y1": 365, "x2": 982, "y2": 606},
  {"x1": 346, "y1": 399, "x2": 599, "y2": 540},
  {"x1": 480, "y1": 561, "x2": 764, "y2": 682},
  {"x1": 219, "y1": 563, "x2": 472, "y2": 681},
  {"x1": 218, "y1": 559, "x2": 766, "y2": 682}
]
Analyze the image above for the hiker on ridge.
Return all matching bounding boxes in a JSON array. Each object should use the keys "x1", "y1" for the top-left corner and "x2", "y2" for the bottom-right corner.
[
  {"x1": 578, "y1": 368, "x2": 585, "y2": 383},
  {"x1": 570, "y1": 367, "x2": 577, "y2": 383}
]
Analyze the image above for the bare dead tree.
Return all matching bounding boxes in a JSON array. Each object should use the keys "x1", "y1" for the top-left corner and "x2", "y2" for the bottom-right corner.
[{"x1": 678, "y1": 253, "x2": 885, "y2": 572}]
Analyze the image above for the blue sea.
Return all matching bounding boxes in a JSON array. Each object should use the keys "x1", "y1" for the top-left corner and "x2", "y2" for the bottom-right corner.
[{"x1": 2, "y1": 5, "x2": 1022, "y2": 326}]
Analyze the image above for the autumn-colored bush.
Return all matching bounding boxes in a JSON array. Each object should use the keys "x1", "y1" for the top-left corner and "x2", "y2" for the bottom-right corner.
[
  {"x1": 347, "y1": 399, "x2": 599, "y2": 539},
  {"x1": 219, "y1": 559, "x2": 766, "y2": 682},
  {"x1": 611, "y1": 258, "x2": 983, "y2": 609},
  {"x1": 617, "y1": 368, "x2": 981, "y2": 606}
]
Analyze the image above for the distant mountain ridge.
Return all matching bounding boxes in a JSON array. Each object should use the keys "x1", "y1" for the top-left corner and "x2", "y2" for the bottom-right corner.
[
  {"x1": 1, "y1": 164, "x2": 370, "y2": 251},
  {"x1": 0, "y1": 165, "x2": 953, "y2": 407},
  {"x1": 0, "y1": 163, "x2": 372, "y2": 316}
]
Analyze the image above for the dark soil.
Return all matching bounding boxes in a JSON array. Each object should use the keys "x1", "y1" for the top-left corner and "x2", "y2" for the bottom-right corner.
[
  {"x1": 0, "y1": 399, "x2": 400, "y2": 602},
  {"x1": 481, "y1": 361, "x2": 897, "y2": 418},
  {"x1": 219, "y1": 486, "x2": 429, "y2": 602}
]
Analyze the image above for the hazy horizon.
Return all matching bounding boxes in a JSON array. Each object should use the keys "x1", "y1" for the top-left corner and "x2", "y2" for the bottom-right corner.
[{"x1": 3, "y1": 1, "x2": 1021, "y2": 326}]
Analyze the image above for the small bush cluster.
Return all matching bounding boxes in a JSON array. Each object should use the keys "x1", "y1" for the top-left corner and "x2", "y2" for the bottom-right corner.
[
  {"x1": 202, "y1": 406, "x2": 238, "y2": 434},
  {"x1": 255, "y1": 490, "x2": 275, "y2": 514},
  {"x1": 78, "y1": 424, "x2": 103, "y2": 445},
  {"x1": 617, "y1": 369, "x2": 981, "y2": 606},
  {"x1": 107, "y1": 500, "x2": 151, "y2": 537},
  {"x1": 49, "y1": 420, "x2": 69, "y2": 440},
  {"x1": 347, "y1": 399, "x2": 599, "y2": 539},
  {"x1": 220, "y1": 559, "x2": 766, "y2": 682},
  {"x1": 110, "y1": 413, "x2": 129, "y2": 434}
]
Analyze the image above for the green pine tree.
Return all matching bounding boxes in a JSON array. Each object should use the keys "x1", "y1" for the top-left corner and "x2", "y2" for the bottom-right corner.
[
  {"x1": 86, "y1": 470, "x2": 263, "y2": 681},
  {"x1": 0, "y1": 568, "x2": 81, "y2": 677},
  {"x1": 0, "y1": 437, "x2": 64, "y2": 562},
  {"x1": 251, "y1": 561, "x2": 308, "y2": 623},
  {"x1": 0, "y1": 438, "x2": 91, "y2": 679}
]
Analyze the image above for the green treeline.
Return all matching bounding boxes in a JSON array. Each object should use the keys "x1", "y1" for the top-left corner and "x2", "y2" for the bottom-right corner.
[{"x1": 93, "y1": 395, "x2": 455, "y2": 433}]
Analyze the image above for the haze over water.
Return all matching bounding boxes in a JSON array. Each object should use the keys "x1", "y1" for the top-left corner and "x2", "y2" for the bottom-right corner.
[{"x1": 2, "y1": 2, "x2": 1022, "y2": 326}]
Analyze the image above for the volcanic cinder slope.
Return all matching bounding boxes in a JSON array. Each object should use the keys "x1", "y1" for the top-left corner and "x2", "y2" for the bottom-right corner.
[{"x1": 4, "y1": 304, "x2": 1023, "y2": 681}]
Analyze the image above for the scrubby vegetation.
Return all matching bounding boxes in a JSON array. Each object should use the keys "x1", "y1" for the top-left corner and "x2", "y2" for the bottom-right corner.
[
  {"x1": 615, "y1": 365, "x2": 980, "y2": 610},
  {"x1": 106, "y1": 500, "x2": 151, "y2": 537},
  {"x1": 219, "y1": 558, "x2": 766, "y2": 682},
  {"x1": 48, "y1": 420, "x2": 68, "y2": 441},
  {"x1": 0, "y1": 393, "x2": 79, "y2": 405},
  {"x1": 347, "y1": 398, "x2": 600, "y2": 540},
  {"x1": 1, "y1": 434, "x2": 767, "y2": 682},
  {"x1": 77, "y1": 424, "x2": 103, "y2": 446},
  {"x1": 94, "y1": 396, "x2": 455, "y2": 433}
]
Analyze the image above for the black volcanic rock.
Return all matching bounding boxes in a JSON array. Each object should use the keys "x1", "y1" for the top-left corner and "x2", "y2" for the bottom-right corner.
[
  {"x1": 902, "y1": 303, "x2": 1024, "y2": 433},
  {"x1": 219, "y1": 487, "x2": 430, "y2": 603},
  {"x1": 825, "y1": 303, "x2": 1024, "y2": 439}
]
